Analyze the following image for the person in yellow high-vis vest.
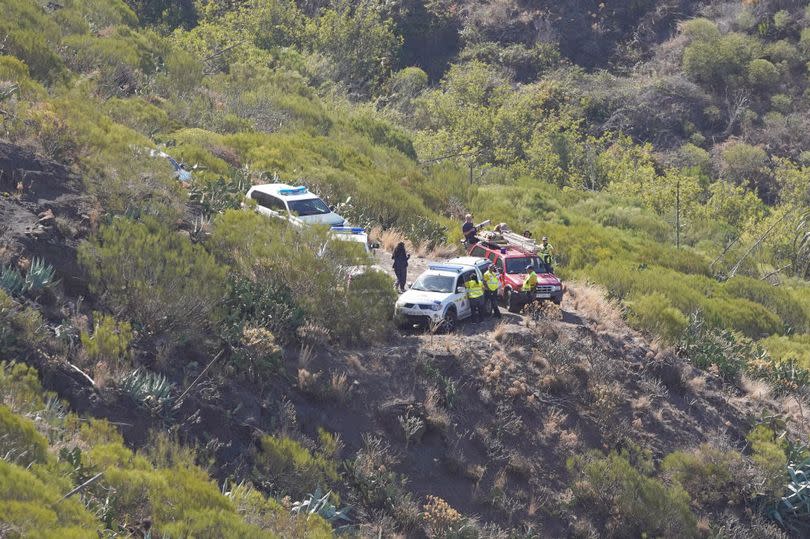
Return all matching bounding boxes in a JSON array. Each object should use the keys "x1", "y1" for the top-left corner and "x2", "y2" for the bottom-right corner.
[
  {"x1": 482, "y1": 266, "x2": 501, "y2": 318},
  {"x1": 464, "y1": 274, "x2": 484, "y2": 322},
  {"x1": 521, "y1": 265, "x2": 538, "y2": 307}
]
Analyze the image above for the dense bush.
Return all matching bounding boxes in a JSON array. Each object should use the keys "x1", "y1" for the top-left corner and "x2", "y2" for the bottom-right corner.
[
  {"x1": 627, "y1": 293, "x2": 689, "y2": 344},
  {"x1": 568, "y1": 451, "x2": 698, "y2": 538},
  {"x1": 0, "y1": 289, "x2": 43, "y2": 354},
  {"x1": 224, "y1": 277, "x2": 304, "y2": 346},
  {"x1": 78, "y1": 217, "x2": 227, "y2": 343},
  {"x1": 662, "y1": 444, "x2": 753, "y2": 508},
  {"x1": 0, "y1": 404, "x2": 48, "y2": 466}
]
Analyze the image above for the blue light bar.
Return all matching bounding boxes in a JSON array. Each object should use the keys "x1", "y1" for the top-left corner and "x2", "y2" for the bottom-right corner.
[
  {"x1": 331, "y1": 226, "x2": 366, "y2": 234},
  {"x1": 278, "y1": 186, "x2": 308, "y2": 196},
  {"x1": 428, "y1": 264, "x2": 463, "y2": 273}
]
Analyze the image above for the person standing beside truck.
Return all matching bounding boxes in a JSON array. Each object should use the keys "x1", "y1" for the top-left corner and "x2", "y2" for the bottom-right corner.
[
  {"x1": 521, "y1": 264, "x2": 538, "y2": 305},
  {"x1": 465, "y1": 273, "x2": 485, "y2": 322},
  {"x1": 462, "y1": 214, "x2": 479, "y2": 246},
  {"x1": 483, "y1": 265, "x2": 501, "y2": 318},
  {"x1": 392, "y1": 242, "x2": 410, "y2": 293},
  {"x1": 538, "y1": 236, "x2": 554, "y2": 267}
]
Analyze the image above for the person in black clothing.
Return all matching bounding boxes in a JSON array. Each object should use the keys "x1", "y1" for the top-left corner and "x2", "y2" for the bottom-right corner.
[
  {"x1": 392, "y1": 242, "x2": 410, "y2": 292},
  {"x1": 462, "y1": 214, "x2": 479, "y2": 245}
]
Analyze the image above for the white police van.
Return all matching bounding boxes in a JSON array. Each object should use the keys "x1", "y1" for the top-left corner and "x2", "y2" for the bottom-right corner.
[
  {"x1": 246, "y1": 183, "x2": 346, "y2": 227},
  {"x1": 394, "y1": 258, "x2": 490, "y2": 331}
]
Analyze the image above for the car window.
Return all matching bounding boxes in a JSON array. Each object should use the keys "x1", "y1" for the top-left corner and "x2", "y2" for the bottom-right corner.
[
  {"x1": 411, "y1": 274, "x2": 455, "y2": 293},
  {"x1": 495, "y1": 258, "x2": 504, "y2": 272},
  {"x1": 487, "y1": 252, "x2": 497, "y2": 263},
  {"x1": 459, "y1": 271, "x2": 476, "y2": 286},
  {"x1": 254, "y1": 193, "x2": 286, "y2": 211},
  {"x1": 505, "y1": 256, "x2": 549, "y2": 274},
  {"x1": 470, "y1": 245, "x2": 487, "y2": 258},
  {"x1": 287, "y1": 197, "x2": 331, "y2": 216}
]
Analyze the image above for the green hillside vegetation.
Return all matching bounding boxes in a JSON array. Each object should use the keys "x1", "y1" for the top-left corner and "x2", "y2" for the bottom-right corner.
[
  {"x1": 1, "y1": 0, "x2": 810, "y2": 535},
  {"x1": 0, "y1": 361, "x2": 332, "y2": 537}
]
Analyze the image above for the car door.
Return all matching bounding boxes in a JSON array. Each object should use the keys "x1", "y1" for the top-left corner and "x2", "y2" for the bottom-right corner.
[{"x1": 454, "y1": 273, "x2": 472, "y2": 318}]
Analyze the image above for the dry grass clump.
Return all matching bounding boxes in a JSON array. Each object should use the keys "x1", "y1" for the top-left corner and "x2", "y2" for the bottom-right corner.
[
  {"x1": 685, "y1": 372, "x2": 707, "y2": 393},
  {"x1": 423, "y1": 387, "x2": 450, "y2": 432},
  {"x1": 739, "y1": 375, "x2": 772, "y2": 402},
  {"x1": 297, "y1": 368, "x2": 321, "y2": 394},
  {"x1": 370, "y1": 226, "x2": 408, "y2": 253},
  {"x1": 327, "y1": 371, "x2": 352, "y2": 403},
  {"x1": 428, "y1": 242, "x2": 460, "y2": 259},
  {"x1": 481, "y1": 352, "x2": 516, "y2": 387},
  {"x1": 588, "y1": 382, "x2": 625, "y2": 425},
  {"x1": 566, "y1": 282, "x2": 625, "y2": 334},
  {"x1": 506, "y1": 378, "x2": 529, "y2": 398}
]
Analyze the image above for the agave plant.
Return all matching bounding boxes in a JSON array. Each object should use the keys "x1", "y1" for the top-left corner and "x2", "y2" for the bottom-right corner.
[
  {"x1": 0, "y1": 266, "x2": 25, "y2": 296},
  {"x1": 291, "y1": 487, "x2": 352, "y2": 526},
  {"x1": 118, "y1": 369, "x2": 175, "y2": 413},
  {"x1": 770, "y1": 458, "x2": 810, "y2": 533},
  {"x1": 25, "y1": 258, "x2": 56, "y2": 291}
]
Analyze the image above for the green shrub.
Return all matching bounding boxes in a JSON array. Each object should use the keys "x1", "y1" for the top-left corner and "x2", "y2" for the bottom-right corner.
[
  {"x1": 762, "y1": 334, "x2": 810, "y2": 369},
  {"x1": 723, "y1": 276, "x2": 807, "y2": 332},
  {"x1": 0, "y1": 55, "x2": 46, "y2": 97},
  {"x1": 223, "y1": 277, "x2": 304, "y2": 346},
  {"x1": 80, "y1": 312, "x2": 133, "y2": 367},
  {"x1": 627, "y1": 293, "x2": 688, "y2": 344},
  {"x1": 78, "y1": 217, "x2": 227, "y2": 343},
  {"x1": 255, "y1": 435, "x2": 339, "y2": 499},
  {"x1": 0, "y1": 459, "x2": 98, "y2": 536},
  {"x1": 683, "y1": 32, "x2": 761, "y2": 88},
  {"x1": 748, "y1": 425, "x2": 789, "y2": 502},
  {"x1": 0, "y1": 1, "x2": 65, "y2": 83},
  {"x1": 0, "y1": 404, "x2": 48, "y2": 466},
  {"x1": 662, "y1": 445, "x2": 752, "y2": 507},
  {"x1": 0, "y1": 361, "x2": 48, "y2": 415},
  {"x1": 104, "y1": 97, "x2": 169, "y2": 136},
  {"x1": 568, "y1": 451, "x2": 698, "y2": 538},
  {"x1": 678, "y1": 313, "x2": 761, "y2": 381},
  {"x1": 748, "y1": 58, "x2": 780, "y2": 88},
  {"x1": 0, "y1": 289, "x2": 43, "y2": 354}
]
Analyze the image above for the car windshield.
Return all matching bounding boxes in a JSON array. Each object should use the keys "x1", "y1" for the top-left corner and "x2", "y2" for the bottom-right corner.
[
  {"x1": 411, "y1": 274, "x2": 456, "y2": 293},
  {"x1": 505, "y1": 256, "x2": 549, "y2": 274},
  {"x1": 287, "y1": 197, "x2": 331, "y2": 216}
]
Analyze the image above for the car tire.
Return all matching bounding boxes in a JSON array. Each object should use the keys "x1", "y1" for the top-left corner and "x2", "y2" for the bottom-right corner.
[
  {"x1": 505, "y1": 289, "x2": 521, "y2": 313},
  {"x1": 442, "y1": 308, "x2": 457, "y2": 333},
  {"x1": 553, "y1": 297, "x2": 562, "y2": 306}
]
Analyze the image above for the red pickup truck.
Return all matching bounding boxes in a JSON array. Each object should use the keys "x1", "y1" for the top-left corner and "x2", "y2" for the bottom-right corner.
[{"x1": 468, "y1": 242, "x2": 564, "y2": 312}]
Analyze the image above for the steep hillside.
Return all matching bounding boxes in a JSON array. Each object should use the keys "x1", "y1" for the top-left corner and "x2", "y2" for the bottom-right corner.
[{"x1": 1, "y1": 0, "x2": 810, "y2": 537}]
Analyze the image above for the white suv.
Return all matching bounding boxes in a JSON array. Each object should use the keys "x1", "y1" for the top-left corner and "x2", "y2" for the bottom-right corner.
[
  {"x1": 246, "y1": 183, "x2": 345, "y2": 227},
  {"x1": 394, "y1": 258, "x2": 490, "y2": 331}
]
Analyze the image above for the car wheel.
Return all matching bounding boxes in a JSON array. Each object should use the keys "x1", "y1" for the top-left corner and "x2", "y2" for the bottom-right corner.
[
  {"x1": 442, "y1": 308, "x2": 457, "y2": 333},
  {"x1": 506, "y1": 289, "x2": 521, "y2": 313}
]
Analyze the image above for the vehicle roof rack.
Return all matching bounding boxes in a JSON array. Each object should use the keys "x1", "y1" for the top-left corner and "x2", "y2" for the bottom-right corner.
[{"x1": 428, "y1": 263, "x2": 464, "y2": 273}]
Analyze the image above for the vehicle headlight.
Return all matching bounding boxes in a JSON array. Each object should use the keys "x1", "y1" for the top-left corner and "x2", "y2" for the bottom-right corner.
[
  {"x1": 429, "y1": 303, "x2": 442, "y2": 311},
  {"x1": 551, "y1": 285, "x2": 561, "y2": 292}
]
